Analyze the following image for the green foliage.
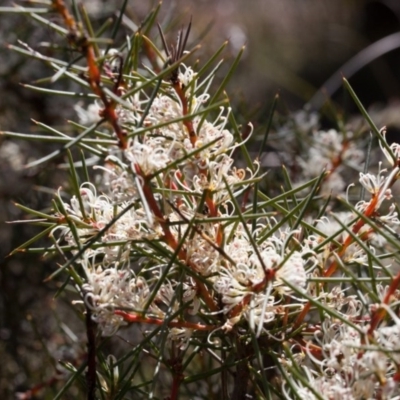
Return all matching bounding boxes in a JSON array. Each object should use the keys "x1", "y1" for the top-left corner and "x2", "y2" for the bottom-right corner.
[{"x1": 3, "y1": 1, "x2": 400, "y2": 399}]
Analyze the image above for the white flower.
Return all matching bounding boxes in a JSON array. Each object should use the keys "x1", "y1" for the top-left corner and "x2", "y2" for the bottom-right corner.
[
  {"x1": 144, "y1": 95, "x2": 186, "y2": 141},
  {"x1": 274, "y1": 251, "x2": 307, "y2": 291},
  {"x1": 186, "y1": 234, "x2": 220, "y2": 276},
  {"x1": 81, "y1": 259, "x2": 156, "y2": 336},
  {"x1": 214, "y1": 266, "x2": 252, "y2": 310},
  {"x1": 245, "y1": 292, "x2": 277, "y2": 333},
  {"x1": 378, "y1": 203, "x2": 400, "y2": 226},
  {"x1": 359, "y1": 168, "x2": 387, "y2": 195},
  {"x1": 193, "y1": 109, "x2": 234, "y2": 159},
  {"x1": 98, "y1": 160, "x2": 139, "y2": 203},
  {"x1": 177, "y1": 64, "x2": 196, "y2": 88},
  {"x1": 296, "y1": 129, "x2": 364, "y2": 197},
  {"x1": 191, "y1": 154, "x2": 244, "y2": 199},
  {"x1": 379, "y1": 127, "x2": 400, "y2": 166},
  {"x1": 167, "y1": 327, "x2": 193, "y2": 350},
  {"x1": 124, "y1": 137, "x2": 170, "y2": 176},
  {"x1": 359, "y1": 163, "x2": 399, "y2": 211},
  {"x1": 74, "y1": 101, "x2": 102, "y2": 125},
  {"x1": 56, "y1": 182, "x2": 162, "y2": 261}
]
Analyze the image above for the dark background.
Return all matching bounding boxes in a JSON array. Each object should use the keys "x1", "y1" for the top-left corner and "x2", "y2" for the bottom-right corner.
[{"x1": 2, "y1": 0, "x2": 400, "y2": 397}]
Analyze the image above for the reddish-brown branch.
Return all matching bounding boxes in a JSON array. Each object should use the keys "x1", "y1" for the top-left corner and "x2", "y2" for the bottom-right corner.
[
  {"x1": 52, "y1": 0, "x2": 127, "y2": 149},
  {"x1": 84, "y1": 43, "x2": 127, "y2": 148},
  {"x1": 137, "y1": 168, "x2": 218, "y2": 312},
  {"x1": 173, "y1": 82, "x2": 197, "y2": 147},
  {"x1": 294, "y1": 194, "x2": 380, "y2": 330},
  {"x1": 394, "y1": 369, "x2": 400, "y2": 382},
  {"x1": 368, "y1": 270, "x2": 400, "y2": 336},
  {"x1": 54, "y1": 0, "x2": 216, "y2": 315},
  {"x1": 229, "y1": 294, "x2": 252, "y2": 319},
  {"x1": 52, "y1": 0, "x2": 76, "y2": 32},
  {"x1": 241, "y1": 186, "x2": 252, "y2": 213},
  {"x1": 324, "y1": 194, "x2": 379, "y2": 278},
  {"x1": 170, "y1": 375, "x2": 182, "y2": 400},
  {"x1": 355, "y1": 271, "x2": 400, "y2": 373},
  {"x1": 16, "y1": 375, "x2": 61, "y2": 400},
  {"x1": 294, "y1": 337, "x2": 323, "y2": 360},
  {"x1": 228, "y1": 269, "x2": 275, "y2": 319},
  {"x1": 168, "y1": 355, "x2": 184, "y2": 400},
  {"x1": 115, "y1": 310, "x2": 216, "y2": 331},
  {"x1": 215, "y1": 224, "x2": 224, "y2": 247},
  {"x1": 205, "y1": 190, "x2": 217, "y2": 217},
  {"x1": 140, "y1": 174, "x2": 178, "y2": 249},
  {"x1": 330, "y1": 140, "x2": 350, "y2": 171},
  {"x1": 231, "y1": 335, "x2": 250, "y2": 400}
]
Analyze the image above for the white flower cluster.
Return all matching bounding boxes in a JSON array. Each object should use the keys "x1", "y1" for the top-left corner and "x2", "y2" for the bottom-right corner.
[
  {"x1": 53, "y1": 55, "x2": 400, "y2": 398},
  {"x1": 13, "y1": 3, "x2": 400, "y2": 397},
  {"x1": 296, "y1": 127, "x2": 364, "y2": 197},
  {"x1": 53, "y1": 182, "x2": 162, "y2": 262},
  {"x1": 284, "y1": 312, "x2": 400, "y2": 399},
  {"x1": 54, "y1": 64, "x2": 316, "y2": 341}
]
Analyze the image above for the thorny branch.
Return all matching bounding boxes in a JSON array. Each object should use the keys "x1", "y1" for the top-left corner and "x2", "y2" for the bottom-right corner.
[{"x1": 52, "y1": 0, "x2": 127, "y2": 148}]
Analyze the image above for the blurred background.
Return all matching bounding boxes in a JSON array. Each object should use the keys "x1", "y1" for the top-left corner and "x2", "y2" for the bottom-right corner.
[{"x1": 2, "y1": 0, "x2": 400, "y2": 397}]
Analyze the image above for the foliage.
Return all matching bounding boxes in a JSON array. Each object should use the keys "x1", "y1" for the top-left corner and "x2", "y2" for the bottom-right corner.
[{"x1": 3, "y1": 1, "x2": 400, "y2": 399}]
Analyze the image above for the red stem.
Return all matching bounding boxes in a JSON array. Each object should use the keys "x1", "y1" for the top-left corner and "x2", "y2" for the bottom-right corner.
[
  {"x1": 173, "y1": 82, "x2": 197, "y2": 147},
  {"x1": 368, "y1": 270, "x2": 400, "y2": 336},
  {"x1": 294, "y1": 195, "x2": 379, "y2": 330},
  {"x1": 138, "y1": 170, "x2": 218, "y2": 312},
  {"x1": 115, "y1": 310, "x2": 216, "y2": 331},
  {"x1": 52, "y1": 0, "x2": 127, "y2": 149}
]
